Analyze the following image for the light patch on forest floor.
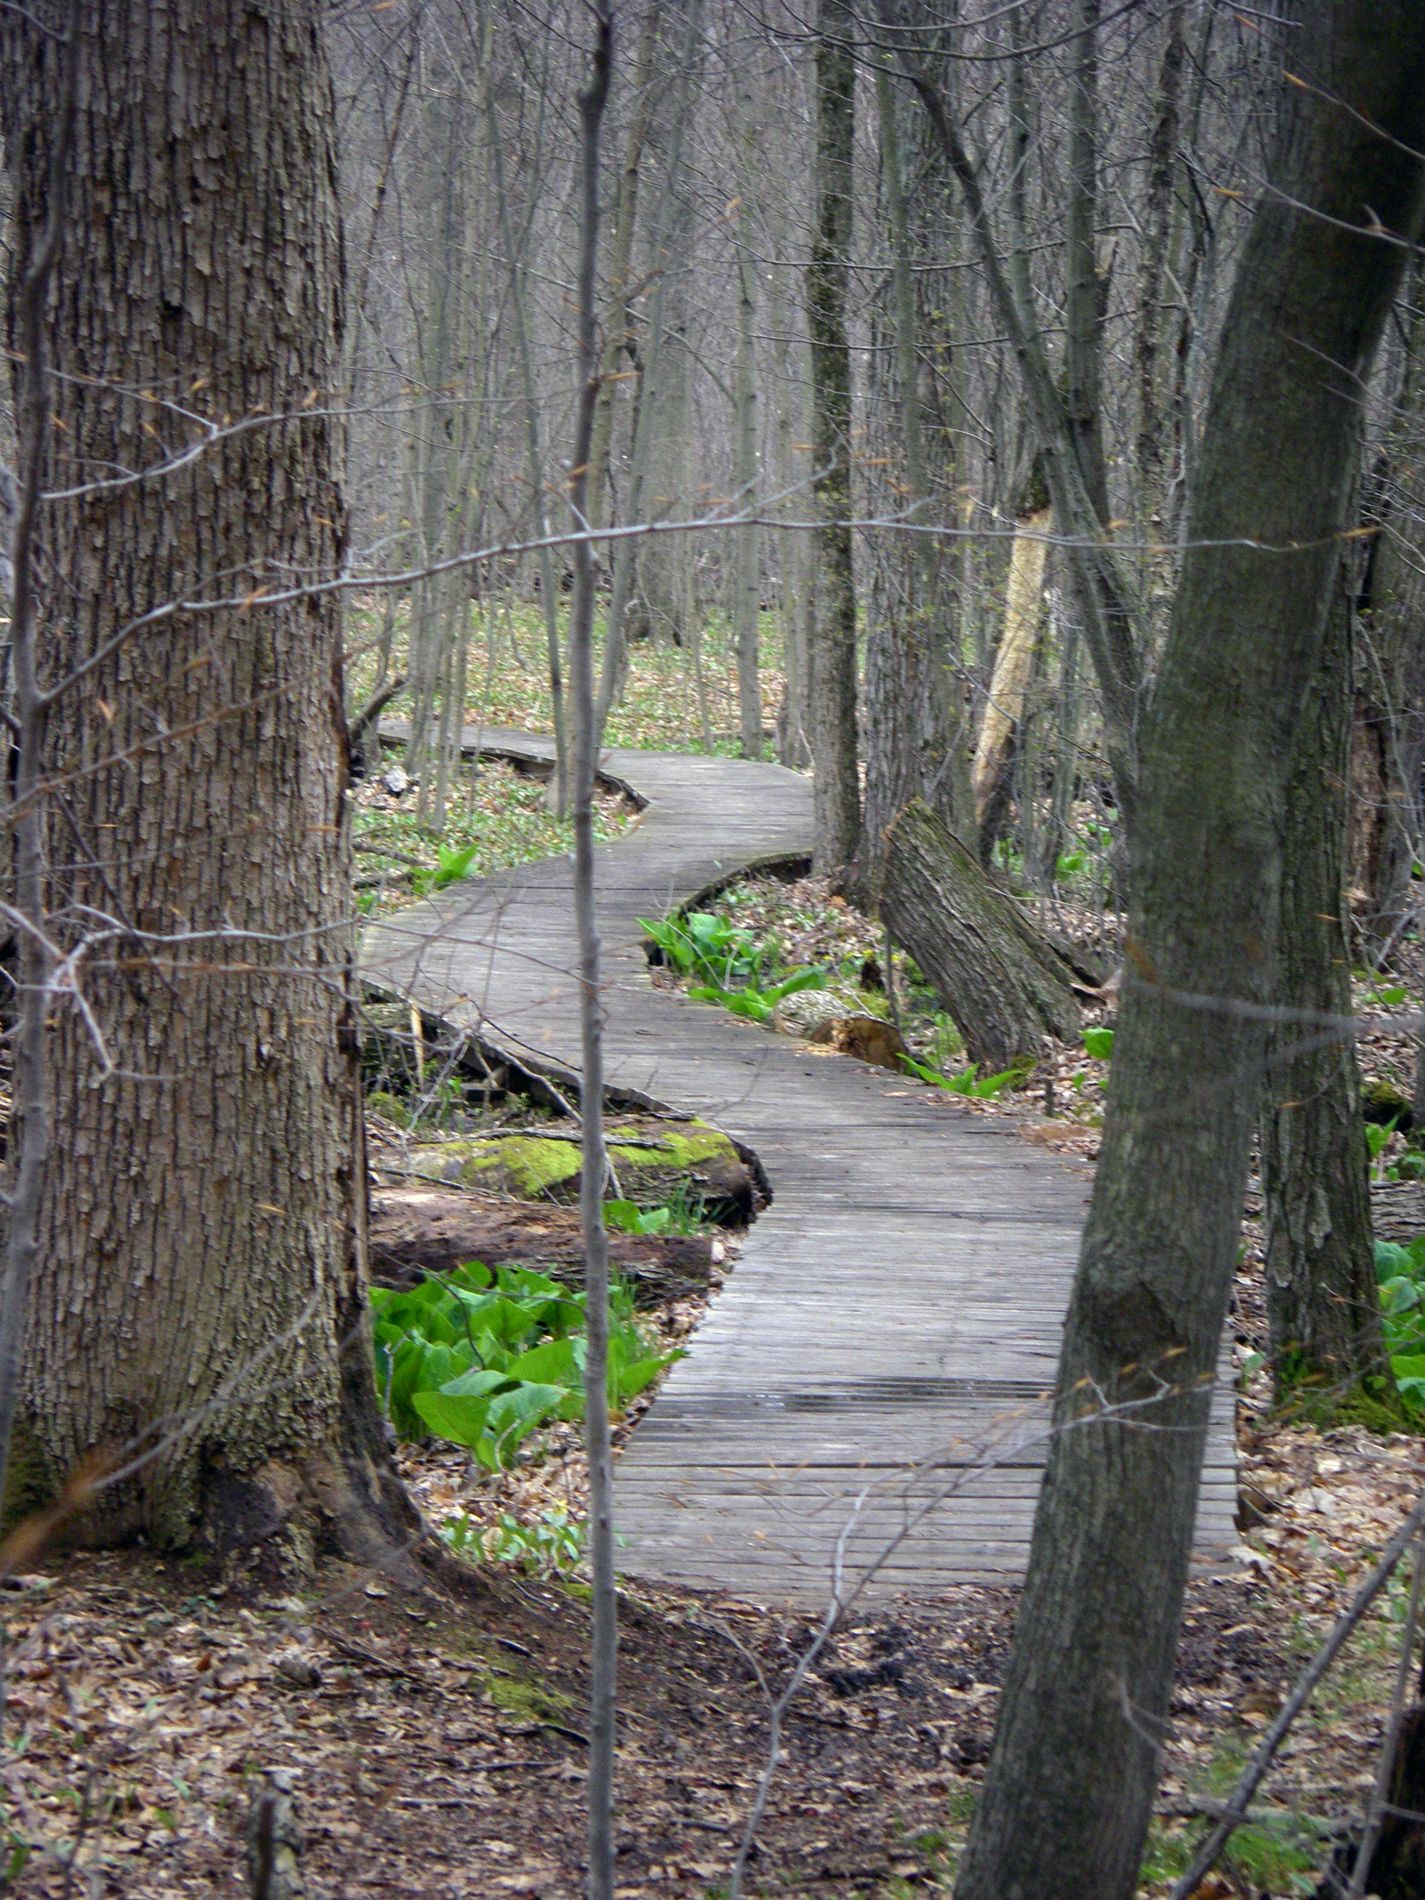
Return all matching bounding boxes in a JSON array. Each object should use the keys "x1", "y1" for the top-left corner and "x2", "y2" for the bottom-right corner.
[{"x1": 346, "y1": 598, "x2": 788, "y2": 758}]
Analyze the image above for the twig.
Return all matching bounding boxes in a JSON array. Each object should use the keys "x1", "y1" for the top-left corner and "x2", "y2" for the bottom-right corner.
[
  {"x1": 317, "y1": 1627, "x2": 433, "y2": 1688},
  {"x1": 1346, "y1": 1518, "x2": 1425, "y2": 1898},
  {"x1": 1170, "y1": 1486, "x2": 1425, "y2": 1899}
]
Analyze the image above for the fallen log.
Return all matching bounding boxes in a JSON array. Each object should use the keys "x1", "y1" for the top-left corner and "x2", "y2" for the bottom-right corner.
[
  {"x1": 369, "y1": 1183, "x2": 720, "y2": 1304},
  {"x1": 880, "y1": 798, "x2": 1081, "y2": 1072},
  {"x1": 400, "y1": 1115, "x2": 758, "y2": 1225}
]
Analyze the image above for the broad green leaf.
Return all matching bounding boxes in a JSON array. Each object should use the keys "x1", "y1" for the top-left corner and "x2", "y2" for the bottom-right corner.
[
  {"x1": 507, "y1": 1338, "x2": 579, "y2": 1387},
  {"x1": 1376, "y1": 1240, "x2": 1412, "y2": 1283}
]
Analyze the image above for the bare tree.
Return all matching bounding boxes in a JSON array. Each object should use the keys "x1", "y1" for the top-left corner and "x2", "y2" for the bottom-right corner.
[
  {"x1": 807, "y1": 0, "x2": 861, "y2": 871},
  {"x1": 956, "y1": 9, "x2": 1425, "y2": 1893}
]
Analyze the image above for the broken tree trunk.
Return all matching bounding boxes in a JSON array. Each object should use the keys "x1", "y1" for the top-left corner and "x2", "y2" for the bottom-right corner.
[
  {"x1": 880, "y1": 799, "x2": 1081, "y2": 1071},
  {"x1": 972, "y1": 504, "x2": 1053, "y2": 843}
]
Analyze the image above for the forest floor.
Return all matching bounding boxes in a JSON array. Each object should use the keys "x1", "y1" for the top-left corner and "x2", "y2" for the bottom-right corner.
[
  {"x1": 8, "y1": 702, "x2": 1424, "y2": 1895},
  {"x1": 0, "y1": 1371, "x2": 1414, "y2": 1897}
]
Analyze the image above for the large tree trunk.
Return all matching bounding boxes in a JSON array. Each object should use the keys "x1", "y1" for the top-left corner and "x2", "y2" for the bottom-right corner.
[
  {"x1": 880, "y1": 801, "x2": 1080, "y2": 1072},
  {"x1": 956, "y1": 10, "x2": 1425, "y2": 1897},
  {"x1": 807, "y1": 0, "x2": 860, "y2": 872},
  {"x1": 0, "y1": 2, "x2": 412, "y2": 1567},
  {"x1": 1262, "y1": 575, "x2": 1386, "y2": 1399}
]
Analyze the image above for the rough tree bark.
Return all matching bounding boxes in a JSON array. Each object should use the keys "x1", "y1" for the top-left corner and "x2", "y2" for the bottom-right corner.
[
  {"x1": 0, "y1": 1, "x2": 413, "y2": 1567},
  {"x1": 1262, "y1": 575, "x2": 1387, "y2": 1399},
  {"x1": 956, "y1": 9, "x2": 1425, "y2": 1895},
  {"x1": 880, "y1": 801, "x2": 1080, "y2": 1073},
  {"x1": 807, "y1": 0, "x2": 860, "y2": 872},
  {"x1": 858, "y1": 59, "x2": 960, "y2": 893}
]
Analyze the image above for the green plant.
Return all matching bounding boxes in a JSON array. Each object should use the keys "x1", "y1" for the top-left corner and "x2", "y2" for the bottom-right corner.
[
  {"x1": 1375, "y1": 1232, "x2": 1425, "y2": 1409},
  {"x1": 604, "y1": 1182, "x2": 708, "y2": 1236},
  {"x1": 488, "y1": 1506, "x2": 585, "y2": 1574},
  {"x1": 687, "y1": 964, "x2": 825, "y2": 1023},
  {"x1": 411, "y1": 837, "x2": 481, "y2": 897},
  {"x1": 639, "y1": 910, "x2": 763, "y2": 986},
  {"x1": 370, "y1": 1262, "x2": 678, "y2": 1467},
  {"x1": 641, "y1": 908, "x2": 827, "y2": 1023},
  {"x1": 1081, "y1": 1026, "x2": 1115, "y2": 1061},
  {"x1": 441, "y1": 1504, "x2": 585, "y2": 1575},
  {"x1": 921, "y1": 1010, "x2": 964, "y2": 1072},
  {"x1": 1367, "y1": 1115, "x2": 1401, "y2": 1182},
  {"x1": 899, "y1": 1054, "x2": 1026, "y2": 1098},
  {"x1": 1368, "y1": 980, "x2": 1409, "y2": 1007}
]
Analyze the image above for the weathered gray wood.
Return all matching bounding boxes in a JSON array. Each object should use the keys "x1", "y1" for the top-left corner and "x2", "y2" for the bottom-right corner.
[{"x1": 363, "y1": 725, "x2": 1237, "y2": 1604}]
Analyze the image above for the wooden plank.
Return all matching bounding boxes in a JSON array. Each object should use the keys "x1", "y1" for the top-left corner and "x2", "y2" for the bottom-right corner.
[{"x1": 362, "y1": 725, "x2": 1240, "y2": 1606}]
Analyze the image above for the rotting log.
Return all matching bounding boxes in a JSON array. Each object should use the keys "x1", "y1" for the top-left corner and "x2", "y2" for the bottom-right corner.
[
  {"x1": 400, "y1": 1117, "x2": 757, "y2": 1225},
  {"x1": 368, "y1": 1184, "x2": 719, "y2": 1303},
  {"x1": 880, "y1": 798, "x2": 1081, "y2": 1071}
]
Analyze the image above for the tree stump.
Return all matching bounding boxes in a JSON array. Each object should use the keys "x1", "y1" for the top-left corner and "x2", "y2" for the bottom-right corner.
[{"x1": 880, "y1": 799, "x2": 1081, "y2": 1071}]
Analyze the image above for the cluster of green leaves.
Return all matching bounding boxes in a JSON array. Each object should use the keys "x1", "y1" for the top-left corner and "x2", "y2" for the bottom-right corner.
[
  {"x1": 603, "y1": 1185, "x2": 707, "y2": 1236},
  {"x1": 411, "y1": 837, "x2": 481, "y2": 897},
  {"x1": 1374, "y1": 1233, "x2": 1425, "y2": 1410},
  {"x1": 442, "y1": 1503, "x2": 584, "y2": 1575},
  {"x1": 1363, "y1": 1117, "x2": 1425, "y2": 1185},
  {"x1": 1054, "y1": 821, "x2": 1115, "y2": 892},
  {"x1": 898, "y1": 1053, "x2": 1026, "y2": 1097},
  {"x1": 639, "y1": 909, "x2": 826, "y2": 1024},
  {"x1": 371, "y1": 1261, "x2": 677, "y2": 1468}
]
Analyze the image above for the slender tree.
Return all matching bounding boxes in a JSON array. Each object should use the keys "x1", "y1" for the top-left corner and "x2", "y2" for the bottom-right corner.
[
  {"x1": 568, "y1": 8, "x2": 618, "y2": 1894},
  {"x1": 957, "y1": 9, "x2": 1425, "y2": 1894},
  {"x1": 807, "y1": 0, "x2": 860, "y2": 871},
  {"x1": 1261, "y1": 562, "x2": 1386, "y2": 1403}
]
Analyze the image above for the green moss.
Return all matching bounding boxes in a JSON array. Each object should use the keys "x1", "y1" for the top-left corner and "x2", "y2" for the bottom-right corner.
[
  {"x1": 483, "y1": 1668, "x2": 575, "y2": 1723},
  {"x1": 412, "y1": 1118, "x2": 740, "y2": 1204},
  {"x1": 0, "y1": 1421, "x2": 52, "y2": 1535},
  {"x1": 459, "y1": 1134, "x2": 581, "y2": 1196},
  {"x1": 1363, "y1": 1076, "x2": 1413, "y2": 1127},
  {"x1": 607, "y1": 1120, "x2": 736, "y2": 1170},
  {"x1": 1274, "y1": 1363, "x2": 1416, "y2": 1435}
]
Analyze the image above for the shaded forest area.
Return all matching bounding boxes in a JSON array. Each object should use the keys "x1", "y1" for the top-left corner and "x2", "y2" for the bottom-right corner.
[{"x1": 2, "y1": 2, "x2": 1425, "y2": 1897}]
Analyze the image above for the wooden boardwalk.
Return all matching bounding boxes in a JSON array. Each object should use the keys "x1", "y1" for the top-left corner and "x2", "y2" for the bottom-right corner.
[{"x1": 362, "y1": 727, "x2": 1237, "y2": 1605}]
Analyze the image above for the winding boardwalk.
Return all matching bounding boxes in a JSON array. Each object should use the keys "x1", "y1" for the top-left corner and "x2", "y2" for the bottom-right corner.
[{"x1": 362, "y1": 727, "x2": 1237, "y2": 1605}]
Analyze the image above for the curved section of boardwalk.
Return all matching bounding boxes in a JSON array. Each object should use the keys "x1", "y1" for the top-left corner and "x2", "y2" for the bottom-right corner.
[{"x1": 362, "y1": 728, "x2": 1236, "y2": 1605}]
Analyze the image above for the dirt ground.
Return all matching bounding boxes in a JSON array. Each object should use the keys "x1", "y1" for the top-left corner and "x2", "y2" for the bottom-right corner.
[{"x1": 0, "y1": 1396, "x2": 1416, "y2": 1897}]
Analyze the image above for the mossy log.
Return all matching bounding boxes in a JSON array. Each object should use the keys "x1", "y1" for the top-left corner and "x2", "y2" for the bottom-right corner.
[
  {"x1": 402, "y1": 1116, "x2": 756, "y2": 1224},
  {"x1": 880, "y1": 799, "x2": 1081, "y2": 1071}
]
